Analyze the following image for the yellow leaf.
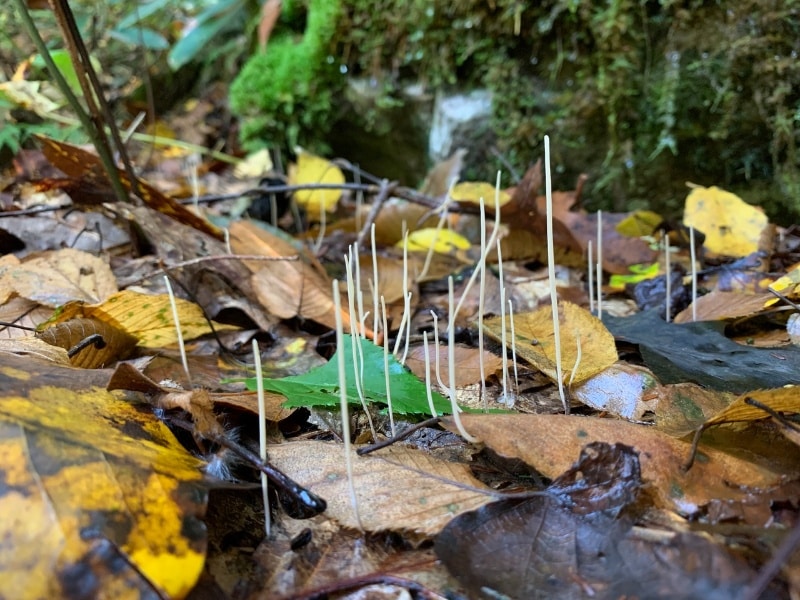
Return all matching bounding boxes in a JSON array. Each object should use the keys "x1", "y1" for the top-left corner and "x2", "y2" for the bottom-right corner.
[
  {"x1": 608, "y1": 262, "x2": 660, "y2": 291},
  {"x1": 288, "y1": 149, "x2": 345, "y2": 215},
  {"x1": 704, "y1": 386, "x2": 800, "y2": 427},
  {"x1": 683, "y1": 185, "x2": 769, "y2": 257},
  {"x1": 0, "y1": 353, "x2": 206, "y2": 598},
  {"x1": 450, "y1": 182, "x2": 512, "y2": 207},
  {"x1": 615, "y1": 210, "x2": 662, "y2": 237},
  {"x1": 400, "y1": 228, "x2": 472, "y2": 254},
  {"x1": 46, "y1": 290, "x2": 238, "y2": 348},
  {"x1": 765, "y1": 264, "x2": 800, "y2": 307},
  {"x1": 484, "y1": 301, "x2": 617, "y2": 385}
]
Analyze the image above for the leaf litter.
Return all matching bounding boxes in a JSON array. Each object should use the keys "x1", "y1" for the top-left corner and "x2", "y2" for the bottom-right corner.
[{"x1": 1, "y1": 128, "x2": 799, "y2": 600}]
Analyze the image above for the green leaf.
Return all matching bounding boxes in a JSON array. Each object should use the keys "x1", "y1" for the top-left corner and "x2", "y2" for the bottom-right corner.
[
  {"x1": 109, "y1": 27, "x2": 170, "y2": 50},
  {"x1": 245, "y1": 336, "x2": 453, "y2": 415},
  {"x1": 167, "y1": 0, "x2": 245, "y2": 70}
]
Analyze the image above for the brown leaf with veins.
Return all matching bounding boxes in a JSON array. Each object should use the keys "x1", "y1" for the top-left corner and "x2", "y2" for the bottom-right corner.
[
  {"x1": 443, "y1": 413, "x2": 799, "y2": 521},
  {"x1": 266, "y1": 440, "x2": 492, "y2": 537}
]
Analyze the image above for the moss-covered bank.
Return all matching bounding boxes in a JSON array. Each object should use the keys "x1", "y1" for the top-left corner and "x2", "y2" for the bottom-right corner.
[{"x1": 230, "y1": 1, "x2": 800, "y2": 222}]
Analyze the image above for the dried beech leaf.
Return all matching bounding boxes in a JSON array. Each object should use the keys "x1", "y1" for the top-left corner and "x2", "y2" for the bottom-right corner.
[
  {"x1": 266, "y1": 440, "x2": 492, "y2": 537},
  {"x1": 9, "y1": 248, "x2": 117, "y2": 307},
  {"x1": 443, "y1": 414, "x2": 796, "y2": 519}
]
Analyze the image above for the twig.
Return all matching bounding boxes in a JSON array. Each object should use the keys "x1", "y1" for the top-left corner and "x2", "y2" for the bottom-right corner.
[{"x1": 355, "y1": 178, "x2": 394, "y2": 248}]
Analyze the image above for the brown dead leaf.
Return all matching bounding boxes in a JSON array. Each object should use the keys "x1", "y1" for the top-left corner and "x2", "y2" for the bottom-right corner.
[
  {"x1": 7, "y1": 248, "x2": 117, "y2": 307},
  {"x1": 485, "y1": 301, "x2": 617, "y2": 385},
  {"x1": 654, "y1": 383, "x2": 735, "y2": 437},
  {"x1": 673, "y1": 290, "x2": 773, "y2": 323},
  {"x1": 0, "y1": 337, "x2": 71, "y2": 365},
  {"x1": 266, "y1": 440, "x2": 492, "y2": 537},
  {"x1": 405, "y1": 343, "x2": 505, "y2": 387},
  {"x1": 229, "y1": 221, "x2": 373, "y2": 338},
  {"x1": 444, "y1": 414, "x2": 796, "y2": 519},
  {"x1": 258, "y1": 0, "x2": 282, "y2": 50}
]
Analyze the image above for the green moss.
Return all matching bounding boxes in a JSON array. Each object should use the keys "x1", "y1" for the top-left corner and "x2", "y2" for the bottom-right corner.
[{"x1": 229, "y1": 0, "x2": 343, "y2": 151}]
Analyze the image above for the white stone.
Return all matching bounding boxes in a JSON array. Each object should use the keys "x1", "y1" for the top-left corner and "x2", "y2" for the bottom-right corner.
[{"x1": 429, "y1": 89, "x2": 493, "y2": 161}]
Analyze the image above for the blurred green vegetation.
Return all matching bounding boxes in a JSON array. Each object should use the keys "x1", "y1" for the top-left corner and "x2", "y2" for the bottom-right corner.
[{"x1": 230, "y1": 0, "x2": 799, "y2": 223}]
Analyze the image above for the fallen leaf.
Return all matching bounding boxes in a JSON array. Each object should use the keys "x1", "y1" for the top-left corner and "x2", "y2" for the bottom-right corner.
[
  {"x1": 288, "y1": 150, "x2": 345, "y2": 216},
  {"x1": 229, "y1": 221, "x2": 372, "y2": 337},
  {"x1": 248, "y1": 335, "x2": 452, "y2": 415},
  {"x1": 683, "y1": 185, "x2": 770, "y2": 257},
  {"x1": 484, "y1": 301, "x2": 617, "y2": 385},
  {"x1": 443, "y1": 413, "x2": 796, "y2": 518},
  {"x1": 0, "y1": 352, "x2": 207, "y2": 598},
  {"x1": 436, "y1": 442, "x2": 757, "y2": 600},
  {"x1": 604, "y1": 309, "x2": 800, "y2": 392},
  {"x1": 402, "y1": 227, "x2": 471, "y2": 254},
  {"x1": 405, "y1": 343, "x2": 506, "y2": 388},
  {"x1": 37, "y1": 136, "x2": 223, "y2": 240},
  {"x1": 6, "y1": 248, "x2": 117, "y2": 307},
  {"x1": 43, "y1": 289, "x2": 236, "y2": 349},
  {"x1": 450, "y1": 181, "x2": 511, "y2": 207},
  {"x1": 266, "y1": 440, "x2": 492, "y2": 537}
]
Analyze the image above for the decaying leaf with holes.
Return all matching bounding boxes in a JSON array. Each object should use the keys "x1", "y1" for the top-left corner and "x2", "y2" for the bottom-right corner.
[{"x1": 0, "y1": 352, "x2": 207, "y2": 599}]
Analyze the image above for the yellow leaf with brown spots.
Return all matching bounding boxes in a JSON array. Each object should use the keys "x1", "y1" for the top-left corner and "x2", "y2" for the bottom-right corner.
[{"x1": 0, "y1": 353, "x2": 207, "y2": 599}]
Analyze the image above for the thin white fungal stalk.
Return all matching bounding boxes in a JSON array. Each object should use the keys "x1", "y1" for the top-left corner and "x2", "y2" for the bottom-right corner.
[
  {"x1": 497, "y1": 238, "x2": 510, "y2": 405},
  {"x1": 508, "y1": 298, "x2": 519, "y2": 394},
  {"x1": 690, "y1": 226, "x2": 697, "y2": 322},
  {"x1": 430, "y1": 310, "x2": 446, "y2": 390},
  {"x1": 664, "y1": 233, "x2": 672, "y2": 322},
  {"x1": 371, "y1": 224, "x2": 380, "y2": 338},
  {"x1": 380, "y1": 296, "x2": 396, "y2": 437},
  {"x1": 451, "y1": 173, "x2": 504, "y2": 321},
  {"x1": 422, "y1": 330, "x2": 438, "y2": 417},
  {"x1": 477, "y1": 193, "x2": 487, "y2": 409},
  {"x1": 393, "y1": 230, "x2": 411, "y2": 358},
  {"x1": 313, "y1": 202, "x2": 326, "y2": 254},
  {"x1": 400, "y1": 291, "x2": 412, "y2": 366},
  {"x1": 544, "y1": 136, "x2": 567, "y2": 414},
  {"x1": 568, "y1": 331, "x2": 582, "y2": 388},
  {"x1": 163, "y1": 276, "x2": 192, "y2": 387},
  {"x1": 587, "y1": 240, "x2": 595, "y2": 313},
  {"x1": 448, "y1": 276, "x2": 480, "y2": 443},
  {"x1": 596, "y1": 209, "x2": 603, "y2": 320},
  {"x1": 344, "y1": 252, "x2": 378, "y2": 441},
  {"x1": 252, "y1": 338, "x2": 270, "y2": 537},
  {"x1": 188, "y1": 153, "x2": 200, "y2": 210},
  {"x1": 332, "y1": 280, "x2": 362, "y2": 529},
  {"x1": 353, "y1": 243, "x2": 366, "y2": 336},
  {"x1": 224, "y1": 228, "x2": 232, "y2": 254},
  {"x1": 418, "y1": 186, "x2": 455, "y2": 282}
]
